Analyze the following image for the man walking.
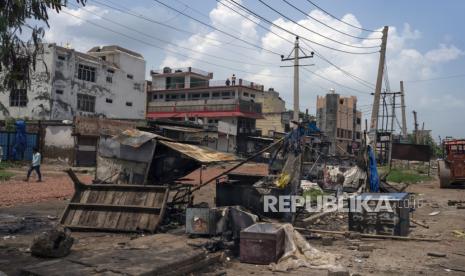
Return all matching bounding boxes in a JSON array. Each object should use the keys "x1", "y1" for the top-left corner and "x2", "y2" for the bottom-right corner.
[{"x1": 25, "y1": 147, "x2": 42, "y2": 182}]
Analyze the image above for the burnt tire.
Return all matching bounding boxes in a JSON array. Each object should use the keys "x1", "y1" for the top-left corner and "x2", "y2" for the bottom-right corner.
[{"x1": 438, "y1": 160, "x2": 451, "y2": 188}]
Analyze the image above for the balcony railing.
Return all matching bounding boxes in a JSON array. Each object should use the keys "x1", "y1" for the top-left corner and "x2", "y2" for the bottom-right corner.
[
  {"x1": 147, "y1": 99, "x2": 262, "y2": 114},
  {"x1": 151, "y1": 79, "x2": 264, "y2": 91}
]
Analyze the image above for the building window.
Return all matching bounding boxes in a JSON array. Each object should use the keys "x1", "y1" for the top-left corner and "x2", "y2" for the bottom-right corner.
[
  {"x1": 201, "y1": 93, "x2": 209, "y2": 98},
  {"x1": 356, "y1": 118, "x2": 361, "y2": 125},
  {"x1": 159, "y1": 94, "x2": 164, "y2": 99},
  {"x1": 56, "y1": 89, "x2": 64, "y2": 95},
  {"x1": 101, "y1": 56, "x2": 106, "y2": 61},
  {"x1": 127, "y1": 74, "x2": 133, "y2": 79},
  {"x1": 243, "y1": 92, "x2": 249, "y2": 97},
  {"x1": 106, "y1": 76, "x2": 112, "y2": 83},
  {"x1": 153, "y1": 94, "x2": 158, "y2": 100},
  {"x1": 77, "y1": 94, "x2": 95, "y2": 112},
  {"x1": 356, "y1": 132, "x2": 361, "y2": 139},
  {"x1": 10, "y1": 89, "x2": 27, "y2": 107},
  {"x1": 107, "y1": 69, "x2": 115, "y2": 74},
  {"x1": 126, "y1": 102, "x2": 133, "y2": 107},
  {"x1": 250, "y1": 94, "x2": 255, "y2": 98},
  {"x1": 180, "y1": 94, "x2": 186, "y2": 99},
  {"x1": 58, "y1": 55, "x2": 66, "y2": 61},
  {"x1": 106, "y1": 98, "x2": 113, "y2": 103},
  {"x1": 78, "y1": 64, "x2": 96, "y2": 82}
]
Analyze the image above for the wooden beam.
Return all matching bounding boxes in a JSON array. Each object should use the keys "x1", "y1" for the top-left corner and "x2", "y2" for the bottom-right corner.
[{"x1": 68, "y1": 203, "x2": 161, "y2": 213}]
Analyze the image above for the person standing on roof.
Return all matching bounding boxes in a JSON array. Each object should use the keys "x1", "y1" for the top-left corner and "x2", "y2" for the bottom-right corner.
[
  {"x1": 25, "y1": 147, "x2": 42, "y2": 182},
  {"x1": 225, "y1": 78, "x2": 231, "y2": 86},
  {"x1": 231, "y1": 74, "x2": 236, "y2": 86}
]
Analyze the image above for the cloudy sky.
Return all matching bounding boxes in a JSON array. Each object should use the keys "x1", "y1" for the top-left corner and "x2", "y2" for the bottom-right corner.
[{"x1": 42, "y1": 0, "x2": 465, "y2": 139}]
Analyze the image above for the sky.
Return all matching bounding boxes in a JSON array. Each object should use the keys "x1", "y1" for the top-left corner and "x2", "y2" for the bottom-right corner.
[{"x1": 40, "y1": 0, "x2": 465, "y2": 139}]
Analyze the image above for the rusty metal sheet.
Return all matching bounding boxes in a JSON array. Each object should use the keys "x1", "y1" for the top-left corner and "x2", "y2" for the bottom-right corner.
[
  {"x1": 74, "y1": 117, "x2": 136, "y2": 137},
  {"x1": 391, "y1": 143, "x2": 432, "y2": 162},
  {"x1": 159, "y1": 125, "x2": 203, "y2": 133},
  {"x1": 60, "y1": 170, "x2": 169, "y2": 233},
  {"x1": 113, "y1": 129, "x2": 170, "y2": 148},
  {"x1": 159, "y1": 140, "x2": 240, "y2": 163}
]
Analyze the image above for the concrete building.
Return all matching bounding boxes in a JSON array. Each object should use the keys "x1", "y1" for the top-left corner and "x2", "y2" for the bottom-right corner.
[
  {"x1": 316, "y1": 90, "x2": 362, "y2": 155},
  {"x1": 254, "y1": 88, "x2": 289, "y2": 136},
  {"x1": 0, "y1": 44, "x2": 146, "y2": 120},
  {"x1": 146, "y1": 67, "x2": 264, "y2": 153}
]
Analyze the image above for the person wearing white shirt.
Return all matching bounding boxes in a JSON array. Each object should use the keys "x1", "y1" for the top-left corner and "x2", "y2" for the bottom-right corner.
[{"x1": 25, "y1": 147, "x2": 42, "y2": 182}]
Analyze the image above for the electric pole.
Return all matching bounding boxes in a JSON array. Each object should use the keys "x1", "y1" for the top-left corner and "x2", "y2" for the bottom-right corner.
[
  {"x1": 281, "y1": 36, "x2": 314, "y2": 122},
  {"x1": 413, "y1": 110, "x2": 418, "y2": 144},
  {"x1": 400, "y1": 80, "x2": 407, "y2": 140},
  {"x1": 370, "y1": 26, "x2": 389, "y2": 134}
]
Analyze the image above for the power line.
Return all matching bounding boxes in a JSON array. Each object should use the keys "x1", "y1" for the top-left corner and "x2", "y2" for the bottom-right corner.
[
  {"x1": 405, "y1": 73, "x2": 465, "y2": 83},
  {"x1": 226, "y1": 0, "x2": 380, "y2": 55},
  {"x1": 59, "y1": 10, "x2": 292, "y2": 79},
  {"x1": 93, "y1": 0, "x2": 275, "y2": 58},
  {"x1": 217, "y1": 0, "x2": 377, "y2": 90},
  {"x1": 257, "y1": 0, "x2": 380, "y2": 49},
  {"x1": 153, "y1": 0, "x2": 283, "y2": 56},
  {"x1": 300, "y1": 40, "x2": 376, "y2": 89},
  {"x1": 69, "y1": 2, "x2": 280, "y2": 68},
  {"x1": 302, "y1": 67, "x2": 371, "y2": 95},
  {"x1": 304, "y1": 0, "x2": 381, "y2": 33},
  {"x1": 281, "y1": 0, "x2": 381, "y2": 40}
]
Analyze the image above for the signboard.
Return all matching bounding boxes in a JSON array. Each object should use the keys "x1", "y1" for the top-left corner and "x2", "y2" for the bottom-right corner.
[
  {"x1": 218, "y1": 121, "x2": 237, "y2": 135},
  {"x1": 391, "y1": 143, "x2": 432, "y2": 162}
]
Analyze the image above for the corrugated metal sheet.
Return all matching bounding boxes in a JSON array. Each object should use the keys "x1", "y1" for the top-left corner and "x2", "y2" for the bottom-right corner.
[
  {"x1": 159, "y1": 140, "x2": 240, "y2": 163},
  {"x1": 74, "y1": 117, "x2": 136, "y2": 137},
  {"x1": 113, "y1": 129, "x2": 170, "y2": 148},
  {"x1": 159, "y1": 125, "x2": 203, "y2": 133}
]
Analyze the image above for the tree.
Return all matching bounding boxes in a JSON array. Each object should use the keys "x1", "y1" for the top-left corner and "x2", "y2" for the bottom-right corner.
[{"x1": 0, "y1": 0, "x2": 85, "y2": 91}]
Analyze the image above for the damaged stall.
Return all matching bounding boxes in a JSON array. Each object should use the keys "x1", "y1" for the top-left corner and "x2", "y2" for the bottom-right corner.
[{"x1": 61, "y1": 129, "x2": 240, "y2": 232}]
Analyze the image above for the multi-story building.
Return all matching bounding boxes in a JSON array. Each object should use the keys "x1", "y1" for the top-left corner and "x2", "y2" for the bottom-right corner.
[
  {"x1": 146, "y1": 67, "x2": 264, "y2": 153},
  {"x1": 254, "y1": 88, "x2": 289, "y2": 136},
  {"x1": 316, "y1": 89, "x2": 362, "y2": 155},
  {"x1": 0, "y1": 43, "x2": 146, "y2": 120}
]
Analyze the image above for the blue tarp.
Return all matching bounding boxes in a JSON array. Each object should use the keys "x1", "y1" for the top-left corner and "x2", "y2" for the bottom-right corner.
[
  {"x1": 368, "y1": 145, "x2": 380, "y2": 192},
  {"x1": 12, "y1": 120, "x2": 27, "y2": 160}
]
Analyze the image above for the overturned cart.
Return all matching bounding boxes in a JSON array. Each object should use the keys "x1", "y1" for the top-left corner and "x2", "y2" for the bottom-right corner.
[{"x1": 61, "y1": 129, "x2": 239, "y2": 232}]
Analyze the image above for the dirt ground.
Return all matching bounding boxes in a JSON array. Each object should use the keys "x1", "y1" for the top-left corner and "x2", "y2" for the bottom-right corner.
[{"x1": 1, "y1": 165, "x2": 465, "y2": 275}]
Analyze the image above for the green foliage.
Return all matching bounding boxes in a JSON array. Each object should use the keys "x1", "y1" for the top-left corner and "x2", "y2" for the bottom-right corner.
[
  {"x1": 385, "y1": 168, "x2": 432, "y2": 184},
  {"x1": 0, "y1": 0, "x2": 86, "y2": 91},
  {"x1": 0, "y1": 170, "x2": 14, "y2": 181},
  {"x1": 303, "y1": 188, "x2": 326, "y2": 201}
]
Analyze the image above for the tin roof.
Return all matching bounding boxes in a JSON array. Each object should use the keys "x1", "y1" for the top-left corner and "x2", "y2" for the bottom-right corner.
[
  {"x1": 159, "y1": 125, "x2": 203, "y2": 133},
  {"x1": 113, "y1": 129, "x2": 171, "y2": 148},
  {"x1": 159, "y1": 140, "x2": 240, "y2": 163}
]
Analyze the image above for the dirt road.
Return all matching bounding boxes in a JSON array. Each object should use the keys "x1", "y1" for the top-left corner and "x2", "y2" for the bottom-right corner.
[{"x1": 1, "y1": 175, "x2": 465, "y2": 275}]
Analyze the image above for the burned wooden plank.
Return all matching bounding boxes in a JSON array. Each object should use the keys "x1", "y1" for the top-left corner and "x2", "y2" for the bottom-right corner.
[{"x1": 61, "y1": 170, "x2": 169, "y2": 232}]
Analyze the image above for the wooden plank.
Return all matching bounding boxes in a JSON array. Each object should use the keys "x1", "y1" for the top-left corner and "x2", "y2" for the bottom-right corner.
[
  {"x1": 67, "y1": 203, "x2": 161, "y2": 213},
  {"x1": 138, "y1": 191, "x2": 156, "y2": 230},
  {"x1": 69, "y1": 190, "x2": 90, "y2": 226},
  {"x1": 118, "y1": 191, "x2": 137, "y2": 230},
  {"x1": 103, "y1": 190, "x2": 125, "y2": 229}
]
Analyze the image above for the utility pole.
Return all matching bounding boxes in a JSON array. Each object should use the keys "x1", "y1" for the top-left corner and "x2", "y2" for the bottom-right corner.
[
  {"x1": 370, "y1": 26, "x2": 389, "y2": 135},
  {"x1": 400, "y1": 81, "x2": 407, "y2": 140},
  {"x1": 413, "y1": 110, "x2": 418, "y2": 144},
  {"x1": 281, "y1": 36, "x2": 314, "y2": 122},
  {"x1": 390, "y1": 93, "x2": 396, "y2": 132}
]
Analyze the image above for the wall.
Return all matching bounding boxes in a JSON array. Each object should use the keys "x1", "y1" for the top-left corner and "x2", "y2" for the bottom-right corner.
[
  {"x1": 0, "y1": 43, "x2": 146, "y2": 121},
  {"x1": 254, "y1": 89, "x2": 286, "y2": 136},
  {"x1": 256, "y1": 113, "x2": 285, "y2": 136},
  {"x1": 0, "y1": 45, "x2": 54, "y2": 120},
  {"x1": 43, "y1": 125, "x2": 74, "y2": 163}
]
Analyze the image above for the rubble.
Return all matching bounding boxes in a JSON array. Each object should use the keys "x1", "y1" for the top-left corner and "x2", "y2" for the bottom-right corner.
[{"x1": 30, "y1": 227, "x2": 74, "y2": 258}]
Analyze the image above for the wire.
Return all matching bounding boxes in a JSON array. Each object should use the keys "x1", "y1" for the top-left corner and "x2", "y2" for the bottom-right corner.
[
  {"x1": 216, "y1": 0, "x2": 377, "y2": 91},
  {"x1": 404, "y1": 73, "x2": 465, "y2": 83},
  {"x1": 92, "y1": 0, "x2": 274, "y2": 58},
  {"x1": 226, "y1": 0, "x2": 380, "y2": 55},
  {"x1": 257, "y1": 0, "x2": 380, "y2": 49},
  {"x1": 305, "y1": 0, "x2": 381, "y2": 33},
  {"x1": 69, "y1": 3, "x2": 280, "y2": 68},
  {"x1": 302, "y1": 67, "x2": 372, "y2": 95},
  {"x1": 300, "y1": 40, "x2": 376, "y2": 89},
  {"x1": 153, "y1": 0, "x2": 283, "y2": 56},
  {"x1": 281, "y1": 0, "x2": 381, "y2": 40},
  {"x1": 59, "y1": 10, "x2": 292, "y2": 79}
]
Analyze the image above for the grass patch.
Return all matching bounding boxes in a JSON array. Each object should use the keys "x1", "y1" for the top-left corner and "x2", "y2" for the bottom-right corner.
[
  {"x1": 385, "y1": 168, "x2": 432, "y2": 184},
  {"x1": 0, "y1": 170, "x2": 15, "y2": 181},
  {"x1": 0, "y1": 161, "x2": 19, "y2": 181}
]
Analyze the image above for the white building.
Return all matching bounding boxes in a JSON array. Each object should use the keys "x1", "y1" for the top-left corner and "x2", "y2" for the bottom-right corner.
[{"x1": 0, "y1": 44, "x2": 146, "y2": 120}]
